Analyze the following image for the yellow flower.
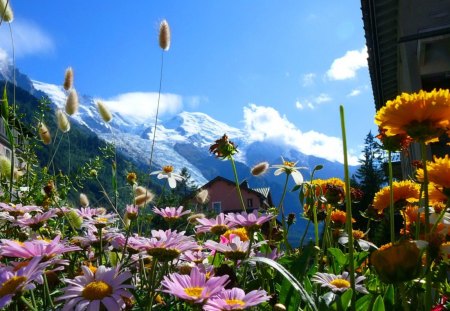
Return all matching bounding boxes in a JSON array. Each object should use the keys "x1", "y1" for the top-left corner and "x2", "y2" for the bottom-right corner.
[
  {"x1": 375, "y1": 89, "x2": 450, "y2": 143},
  {"x1": 370, "y1": 241, "x2": 423, "y2": 283},
  {"x1": 417, "y1": 155, "x2": 450, "y2": 190},
  {"x1": 373, "y1": 180, "x2": 420, "y2": 212},
  {"x1": 222, "y1": 228, "x2": 249, "y2": 242},
  {"x1": 428, "y1": 183, "x2": 448, "y2": 204}
]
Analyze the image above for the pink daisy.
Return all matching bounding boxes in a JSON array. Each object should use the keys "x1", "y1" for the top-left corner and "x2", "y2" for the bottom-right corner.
[
  {"x1": 133, "y1": 230, "x2": 199, "y2": 261},
  {"x1": 195, "y1": 213, "x2": 236, "y2": 235},
  {"x1": 0, "y1": 203, "x2": 42, "y2": 217},
  {"x1": 14, "y1": 210, "x2": 57, "y2": 230},
  {"x1": 56, "y1": 265, "x2": 134, "y2": 311},
  {"x1": 204, "y1": 236, "x2": 262, "y2": 260},
  {"x1": 225, "y1": 210, "x2": 274, "y2": 230},
  {"x1": 0, "y1": 235, "x2": 81, "y2": 260},
  {"x1": 0, "y1": 256, "x2": 46, "y2": 308},
  {"x1": 161, "y1": 266, "x2": 228, "y2": 303},
  {"x1": 153, "y1": 206, "x2": 191, "y2": 221},
  {"x1": 204, "y1": 287, "x2": 270, "y2": 310}
]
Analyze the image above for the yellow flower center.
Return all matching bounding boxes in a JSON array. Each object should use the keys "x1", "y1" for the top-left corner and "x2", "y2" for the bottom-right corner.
[
  {"x1": 88, "y1": 264, "x2": 97, "y2": 274},
  {"x1": 82, "y1": 281, "x2": 112, "y2": 300},
  {"x1": 96, "y1": 217, "x2": 108, "y2": 224},
  {"x1": 330, "y1": 279, "x2": 350, "y2": 289},
  {"x1": 283, "y1": 161, "x2": 295, "y2": 167},
  {"x1": 226, "y1": 299, "x2": 246, "y2": 306},
  {"x1": 184, "y1": 287, "x2": 204, "y2": 299},
  {"x1": 0, "y1": 276, "x2": 26, "y2": 298},
  {"x1": 162, "y1": 165, "x2": 174, "y2": 173},
  {"x1": 222, "y1": 228, "x2": 249, "y2": 241}
]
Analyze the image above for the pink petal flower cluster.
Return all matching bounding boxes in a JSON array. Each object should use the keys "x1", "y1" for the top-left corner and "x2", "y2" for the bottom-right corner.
[
  {"x1": 153, "y1": 206, "x2": 191, "y2": 220},
  {"x1": 56, "y1": 265, "x2": 134, "y2": 310},
  {"x1": 225, "y1": 210, "x2": 274, "y2": 230},
  {"x1": 195, "y1": 213, "x2": 235, "y2": 235}
]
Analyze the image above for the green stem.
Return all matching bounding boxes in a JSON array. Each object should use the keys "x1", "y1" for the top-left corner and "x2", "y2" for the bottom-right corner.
[
  {"x1": 19, "y1": 296, "x2": 37, "y2": 311},
  {"x1": 229, "y1": 156, "x2": 246, "y2": 212},
  {"x1": 278, "y1": 174, "x2": 292, "y2": 251},
  {"x1": 420, "y1": 142, "x2": 432, "y2": 311},
  {"x1": 299, "y1": 219, "x2": 311, "y2": 248},
  {"x1": 312, "y1": 203, "x2": 319, "y2": 248},
  {"x1": 98, "y1": 227, "x2": 103, "y2": 266},
  {"x1": 43, "y1": 274, "x2": 55, "y2": 309},
  {"x1": 388, "y1": 151, "x2": 395, "y2": 243},
  {"x1": 340, "y1": 106, "x2": 355, "y2": 310}
]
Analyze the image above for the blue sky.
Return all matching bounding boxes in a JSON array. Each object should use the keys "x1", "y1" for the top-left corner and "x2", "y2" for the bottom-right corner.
[{"x1": 0, "y1": 1, "x2": 378, "y2": 165}]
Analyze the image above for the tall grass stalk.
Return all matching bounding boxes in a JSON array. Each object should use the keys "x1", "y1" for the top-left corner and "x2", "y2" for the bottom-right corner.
[{"x1": 340, "y1": 105, "x2": 356, "y2": 310}]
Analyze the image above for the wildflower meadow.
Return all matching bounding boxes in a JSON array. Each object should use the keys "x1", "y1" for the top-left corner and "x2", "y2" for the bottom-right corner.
[{"x1": 0, "y1": 2, "x2": 450, "y2": 311}]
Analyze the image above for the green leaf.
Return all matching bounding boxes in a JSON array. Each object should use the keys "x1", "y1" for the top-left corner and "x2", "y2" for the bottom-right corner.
[
  {"x1": 291, "y1": 184, "x2": 301, "y2": 192},
  {"x1": 356, "y1": 294, "x2": 373, "y2": 311},
  {"x1": 372, "y1": 295, "x2": 385, "y2": 311},
  {"x1": 330, "y1": 289, "x2": 353, "y2": 311},
  {"x1": 383, "y1": 285, "x2": 394, "y2": 311},
  {"x1": 328, "y1": 248, "x2": 348, "y2": 272},
  {"x1": 245, "y1": 257, "x2": 317, "y2": 311}
]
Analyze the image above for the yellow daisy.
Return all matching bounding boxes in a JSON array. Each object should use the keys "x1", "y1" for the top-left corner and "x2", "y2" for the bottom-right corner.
[
  {"x1": 417, "y1": 155, "x2": 450, "y2": 190},
  {"x1": 375, "y1": 89, "x2": 450, "y2": 143},
  {"x1": 373, "y1": 180, "x2": 420, "y2": 212}
]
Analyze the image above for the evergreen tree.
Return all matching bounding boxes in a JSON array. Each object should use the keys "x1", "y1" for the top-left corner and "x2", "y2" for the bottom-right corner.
[{"x1": 353, "y1": 131, "x2": 386, "y2": 210}]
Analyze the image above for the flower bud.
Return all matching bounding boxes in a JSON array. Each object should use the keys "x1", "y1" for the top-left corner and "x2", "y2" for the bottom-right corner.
[
  {"x1": 65, "y1": 89, "x2": 79, "y2": 115},
  {"x1": 251, "y1": 161, "x2": 269, "y2": 176},
  {"x1": 159, "y1": 19, "x2": 171, "y2": 51},
  {"x1": 0, "y1": 0, "x2": 14, "y2": 23},
  {"x1": 79, "y1": 193, "x2": 89, "y2": 207},
  {"x1": 96, "y1": 100, "x2": 112, "y2": 123},
  {"x1": 56, "y1": 109, "x2": 70, "y2": 133},
  {"x1": 0, "y1": 155, "x2": 11, "y2": 178},
  {"x1": 38, "y1": 122, "x2": 52, "y2": 145},
  {"x1": 63, "y1": 67, "x2": 74, "y2": 91},
  {"x1": 195, "y1": 189, "x2": 209, "y2": 204}
]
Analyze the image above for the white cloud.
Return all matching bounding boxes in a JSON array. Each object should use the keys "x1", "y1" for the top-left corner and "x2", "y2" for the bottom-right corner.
[
  {"x1": 326, "y1": 46, "x2": 368, "y2": 80},
  {"x1": 295, "y1": 93, "x2": 332, "y2": 110},
  {"x1": 243, "y1": 104, "x2": 359, "y2": 165},
  {"x1": 0, "y1": 20, "x2": 54, "y2": 57},
  {"x1": 347, "y1": 89, "x2": 361, "y2": 97},
  {"x1": 315, "y1": 93, "x2": 332, "y2": 103},
  {"x1": 101, "y1": 92, "x2": 183, "y2": 122},
  {"x1": 302, "y1": 73, "x2": 316, "y2": 87},
  {"x1": 0, "y1": 48, "x2": 9, "y2": 72}
]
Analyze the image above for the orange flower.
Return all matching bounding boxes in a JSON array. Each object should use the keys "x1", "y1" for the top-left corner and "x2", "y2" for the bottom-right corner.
[
  {"x1": 330, "y1": 210, "x2": 355, "y2": 226},
  {"x1": 370, "y1": 241, "x2": 423, "y2": 283},
  {"x1": 417, "y1": 155, "x2": 450, "y2": 190},
  {"x1": 373, "y1": 180, "x2": 420, "y2": 212},
  {"x1": 375, "y1": 89, "x2": 450, "y2": 143}
]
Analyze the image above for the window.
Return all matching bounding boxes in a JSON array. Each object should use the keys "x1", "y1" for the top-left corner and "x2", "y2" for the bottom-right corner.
[
  {"x1": 247, "y1": 198, "x2": 253, "y2": 208},
  {"x1": 212, "y1": 202, "x2": 221, "y2": 214},
  {"x1": 5, "y1": 148, "x2": 11, "y2": 159}
]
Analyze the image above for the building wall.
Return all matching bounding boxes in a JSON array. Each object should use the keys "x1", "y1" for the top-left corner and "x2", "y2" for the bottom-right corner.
[{"x1": 205, "y1": 180, "x2": 261, "y2": 213}]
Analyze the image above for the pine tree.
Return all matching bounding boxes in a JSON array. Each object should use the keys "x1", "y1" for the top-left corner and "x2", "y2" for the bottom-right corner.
[{"x1": 353, "y1": 131, "x2": 386, "y2": 210}]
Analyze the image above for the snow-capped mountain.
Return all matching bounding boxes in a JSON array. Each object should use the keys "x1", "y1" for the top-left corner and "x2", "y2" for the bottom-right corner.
[
  {"x1": 32, "y1": 79, "x2": 356, "y2": 187},
  {"x1": 1, "y1": 66, "x2": 359, "y2": 244},
  {"x1": 1, "y1": 65, "x2": 357, "y2": 189}
]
